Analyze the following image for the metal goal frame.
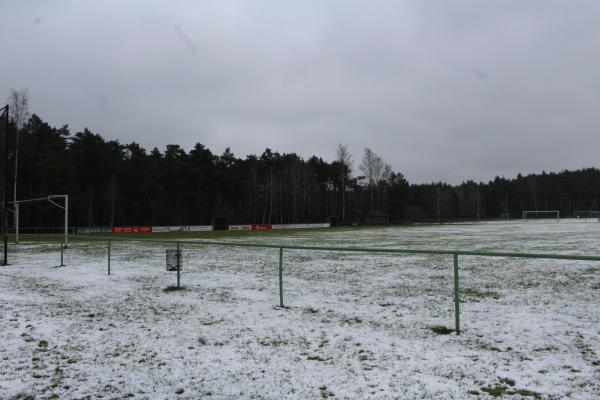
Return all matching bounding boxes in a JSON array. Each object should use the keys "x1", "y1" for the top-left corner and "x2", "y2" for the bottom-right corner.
[
  {"x1": 573, "y1": 210, "x2": 600, "y2": 219},
  {"x1": 10, "y1": 195, "x2": 69, "y2": 247},
  {"x1": 522, "y1": 210, "x2": 560, "y2": 221}
]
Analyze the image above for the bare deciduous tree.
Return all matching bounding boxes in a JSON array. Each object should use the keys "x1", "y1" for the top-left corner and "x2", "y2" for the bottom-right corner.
[
  {"x1": 359, "y1": 148, "x2": 390, "y2": 212},
  {"x1": 7, "y1": 89, "x2": 29, "y2": 130},
  {"x1": 6, "y1": 89, "x2": 29, "y2": 225}
]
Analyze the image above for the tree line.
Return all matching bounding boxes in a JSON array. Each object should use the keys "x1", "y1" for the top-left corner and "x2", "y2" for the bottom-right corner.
[{"x1": 3, "y1": 105, "x2": 600, "y2": 229}]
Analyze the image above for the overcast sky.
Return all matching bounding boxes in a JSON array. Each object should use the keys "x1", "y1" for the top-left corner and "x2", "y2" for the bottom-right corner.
[{"x1": 1, "y1": 1, "x2": 599, "y2": 184}]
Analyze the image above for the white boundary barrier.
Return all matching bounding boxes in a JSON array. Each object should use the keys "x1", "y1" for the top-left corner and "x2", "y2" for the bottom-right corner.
[
  {"x1": 152, "y1": 225, "x2": 213, "y2": 233},
  {"x1": 85, "y1": 223, "x2": 330, "y2": 234},
  {"x1": 228, "y1": 225, "x2": 253, "y2": 231},
  {"x1": 76, "y1": 227, "x2": 112, "y2": 234},
  {"x1": 271, "y1": 223, "x2": 330, "y2": 229},
  {"x1": 229, "y1": 223, "x2": 331, "y2": 231}
]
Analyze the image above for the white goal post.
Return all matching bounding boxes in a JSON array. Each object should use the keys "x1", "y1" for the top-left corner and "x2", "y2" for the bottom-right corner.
[
  {"x1": 10, "y1": 195, "x2": 69, "y2": 247},
  {"x1": 522, "y1": 210, "x2": 560, "y2": 221}
]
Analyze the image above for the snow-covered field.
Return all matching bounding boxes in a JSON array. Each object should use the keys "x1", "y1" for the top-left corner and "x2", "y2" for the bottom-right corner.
[{"x1": 1, "y1": 221, "x2": 600, "y2": 399}]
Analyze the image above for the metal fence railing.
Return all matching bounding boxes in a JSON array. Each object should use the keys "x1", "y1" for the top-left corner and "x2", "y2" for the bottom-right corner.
[{"x1": 20, "y1": 234, "x2": 600, "y2": 335}]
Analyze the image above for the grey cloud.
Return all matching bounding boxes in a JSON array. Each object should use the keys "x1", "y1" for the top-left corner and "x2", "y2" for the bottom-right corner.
[
  {"x1": 1, "y1": 0, "x2": 599, "y2": 184},
  {"x1": 174, "y1": 24, "x2": 198, "y2": 56}
]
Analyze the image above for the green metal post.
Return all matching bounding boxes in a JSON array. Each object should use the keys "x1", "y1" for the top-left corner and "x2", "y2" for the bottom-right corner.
[
  {"x1": 453, "y1": 253, "x2": 461, "y2": 334},
  {"x1": 60, "y1": 242, "x2": 64, "y2": 267},
  {"x1": 107, "y1": 240, "x2": 111, "y2": 275},
  {"x1": 278, "y1": 247, "x2": 284, "y2": 307},
  {"x1": 176, "y1": 242, "x2": 181, "y2": 288}
]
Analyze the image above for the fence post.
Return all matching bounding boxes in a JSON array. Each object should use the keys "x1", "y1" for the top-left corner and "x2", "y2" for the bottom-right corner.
[
  {"x1": 107, "y1": 240, "x2": 111, "y2": 275},
  {"x1": 279, "y1": 247, "x2": 284, "y2": 308},
  {"x1": 176, "y1": 242, "x2": 181, "y2": 288},
  {"x1": 453, "y1": 253, "x2": 461, "y2": 334},
  {"x1": 59, "y1": 242, "x2": 65, "y2": 267}
]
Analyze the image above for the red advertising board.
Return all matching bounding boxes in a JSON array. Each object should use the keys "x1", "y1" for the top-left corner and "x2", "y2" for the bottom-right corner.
[
  {"x1": 252, "y1": 224, "x2": 272, "y2": 230},
  {"x1": 112, "y1": 226, "x2": 152, "y2": 234}
]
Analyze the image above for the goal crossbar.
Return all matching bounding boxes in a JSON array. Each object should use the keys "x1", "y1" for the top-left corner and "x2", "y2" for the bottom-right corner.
[
  {"x1": 522, "y1": 210, "x2": 560, "y2": 221},
  {"x1": 9, "y1": 195, "x2": 69, "y2": 247}
]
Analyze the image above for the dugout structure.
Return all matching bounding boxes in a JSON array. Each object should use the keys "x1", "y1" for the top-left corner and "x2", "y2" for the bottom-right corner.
[{"x1": 11, "y1": 195, "x2": 69, "y2": 247}]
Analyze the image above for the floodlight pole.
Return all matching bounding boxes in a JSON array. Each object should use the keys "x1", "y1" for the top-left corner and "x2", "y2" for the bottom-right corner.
[
  {"x1": 1, "y1": 105, "x2": 8, "y2": 266},
  {"x1": 64, "y1": 195, "x2": 68, "y2": 247},
  {"x1": 15, "y1": 202, "x2": 19, "y2": 244}
]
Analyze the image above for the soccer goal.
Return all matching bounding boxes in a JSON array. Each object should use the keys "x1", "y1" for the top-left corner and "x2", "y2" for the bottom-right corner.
[
  {"x1": 10, "y1": 195, "x2": 69, "y2": 247},
  {"x1": 573, "y1": 210, "x2": 600, "y2": 219},
  {"x1": 522, "y1": 210, "x2": 560, "y2": 221}
]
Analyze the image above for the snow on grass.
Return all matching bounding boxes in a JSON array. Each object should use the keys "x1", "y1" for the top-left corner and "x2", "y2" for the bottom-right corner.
[{"x1": 1, "y1": 221, "x2": 600, "y2": 399}]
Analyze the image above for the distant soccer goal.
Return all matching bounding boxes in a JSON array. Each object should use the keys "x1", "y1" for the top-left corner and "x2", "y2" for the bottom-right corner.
[
  {"x1": 522, "y1": 210, "x2": 560, "y2": 221},
  {"x1": 573, "y1": 210, "x2": 600, "y2": 219},
  {"x1": 10, "y1": 195, "x2": 69, "y2": 246}
]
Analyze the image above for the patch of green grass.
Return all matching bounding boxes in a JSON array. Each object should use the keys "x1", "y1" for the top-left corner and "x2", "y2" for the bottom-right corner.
[
  {"x1": 303, "y1": 307, "x2": 319, "y2": 314},
  {"x1": 258, "y1": 337, "x2": 288, "y2": 347},
  {"x1": 11, "y1": 393, "x2": 35, "y2": 400},
  {"x1": 162, "y1": 285, "x2": 186, "y2": 292},
  {"x1": 480, "y1": 382, "x2": 542, "y2": 399},
  {"x1": 485, "y1": 345, "x2": 502, "y2": 352},
  {"x1": 480, "y1": 385, "x2": 506, "y2": 397},
  {"x1": 20, "y1": 333, "x2": 34, "y2": 342},
  {"x1": 509, "y1": 389, "x2": 542, "y2": 398},
  {"x1": 518, "y1": 281, "x2": 540, "y2": 289},
  {"x1": 562, "y1": 365, "x2": 581, "y2": 373},
  {"x1": 10, "y1": 221, "x2": 476, "y2": 247},
  {"x1": 200, "y1": 318, "x2": 223, "y2": 326},
  {"x1": 534, "y1": 345, "x2": 558, "y2": 352},
  {"x1": 50, "y1": 367, "x2": 64, "y2": 388},
  {"x1": 500, "y1": 377, "x2": 515, "y2": 387},
  {"x1": 429, "y1": 326, "x2": 454, "y2": 335},
  {"x1": 319, "y1": 385, "x2": 335, "y2": 398},
  {"x1": 340, "y1": 316, "x2": 362, "y2": 325},
  {"x1": 461, "y1": 287, "x2": 501, "y2": 300}
]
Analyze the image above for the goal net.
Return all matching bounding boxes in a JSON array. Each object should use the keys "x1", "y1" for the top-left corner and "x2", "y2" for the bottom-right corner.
[
  {"x1": 522, "y1": 210, "x2": 560, "y2": 221},
  {"x1": 573, "y1": 211, "x2": 600, "y2": 219},
  {"x1": 10, "y1": 195, "x2": 69, "y2": 246}
]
